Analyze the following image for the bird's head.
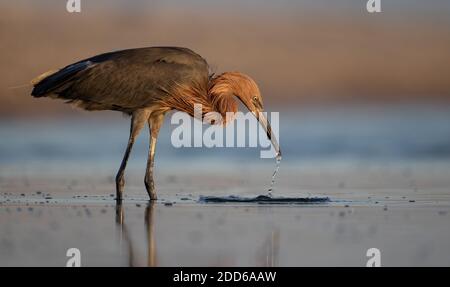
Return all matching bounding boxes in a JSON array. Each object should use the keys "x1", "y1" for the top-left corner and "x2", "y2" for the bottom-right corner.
[{"x1": 210, "y1": 72, "x2": 281, "y2": 157}]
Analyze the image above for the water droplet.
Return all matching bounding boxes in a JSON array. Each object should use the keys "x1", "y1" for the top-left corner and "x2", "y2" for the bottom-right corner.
[{"x1": 268, "y1": 153, "x2": 282, "y2": 195}]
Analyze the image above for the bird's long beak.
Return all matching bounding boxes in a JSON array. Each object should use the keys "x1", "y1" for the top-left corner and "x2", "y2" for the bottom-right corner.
[{"x1": 253, "y1": 110, "x2": 281, "y2": 158}]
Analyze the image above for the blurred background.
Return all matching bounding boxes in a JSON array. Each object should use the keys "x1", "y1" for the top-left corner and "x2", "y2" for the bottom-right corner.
[
  {"x1": 1, "y1": 0, "x2": 450, "y2": 169},
  {"x1": 3, "y1": 1, "x2": 450, "y2": 267}
]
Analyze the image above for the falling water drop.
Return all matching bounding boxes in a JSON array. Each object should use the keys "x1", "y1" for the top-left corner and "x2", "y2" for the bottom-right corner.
[{"x1": 268, "y1": 153, "x2": 282, "y2": 196}]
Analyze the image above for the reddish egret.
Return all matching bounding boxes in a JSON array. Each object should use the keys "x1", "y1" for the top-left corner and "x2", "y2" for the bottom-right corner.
[{"x1": 31, "y1": 47, "x2": 281, "y2": 201}]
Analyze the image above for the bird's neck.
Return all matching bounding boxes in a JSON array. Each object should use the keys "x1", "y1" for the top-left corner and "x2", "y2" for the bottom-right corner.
[
  {"x1": 159, "y1": 73, "x2": 239, "y2": 125},
  {"x1": 205, "y1": 71, "x2": 260, "y2": 125},
  {"x1": 206, "y1": 74, "x2": 238, "y2": 124}
]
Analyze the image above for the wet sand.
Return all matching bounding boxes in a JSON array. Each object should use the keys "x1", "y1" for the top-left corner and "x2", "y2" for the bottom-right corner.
[{"x1": 1, "y1": 161, "x2": 450, "y2": 266}]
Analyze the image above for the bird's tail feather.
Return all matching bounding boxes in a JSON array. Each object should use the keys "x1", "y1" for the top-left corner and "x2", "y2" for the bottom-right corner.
[
  {"x1": 31, "y1": 61, "x2": 93, "y2": 98},
  {"x1": 30, "y1": 69, "x2": 59, "y2": 86}
]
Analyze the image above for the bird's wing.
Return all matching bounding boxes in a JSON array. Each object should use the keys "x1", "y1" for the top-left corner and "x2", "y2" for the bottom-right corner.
[{"x1": 32, "y1": 47, "x2": 209, "y2": 111}]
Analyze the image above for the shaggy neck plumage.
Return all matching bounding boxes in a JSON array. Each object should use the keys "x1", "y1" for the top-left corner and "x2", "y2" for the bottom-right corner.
[
  {"x1": 206, "y1": 73, "x2": 239, "y2": 123},
  {"x1": 160, "y1": 72, "x2": 247, "y2": 125}
]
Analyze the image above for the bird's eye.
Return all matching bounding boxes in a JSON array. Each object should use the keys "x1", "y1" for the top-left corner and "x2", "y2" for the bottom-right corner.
[{"x1": 253, "y1": 96, "x2": 258, "y2": 101}]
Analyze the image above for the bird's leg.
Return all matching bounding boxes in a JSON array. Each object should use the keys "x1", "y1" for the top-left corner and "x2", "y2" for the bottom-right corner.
[
  {"x1": 144, "y1": 113, "x2": 165, "y2": 200},
  {"x1": 116, "y1": 110, "x2": 148, "y2": 202}
]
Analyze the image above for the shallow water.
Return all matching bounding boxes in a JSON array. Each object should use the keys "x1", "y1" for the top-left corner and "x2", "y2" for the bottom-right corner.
[
  {"x1": 1, "y1": 106, "x2": 450, "y2": 266},
  {"x1": 1, "y1": 196, "x2": 450, "y2": 266},
  {"x1": 1, "y1": 160, "x2": 450, "y2": 266}
]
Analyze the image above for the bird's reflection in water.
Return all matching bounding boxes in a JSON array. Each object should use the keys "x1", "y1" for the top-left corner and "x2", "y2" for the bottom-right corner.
[
  {"x1": 115, "y1": 202, "x2": 157, "y2": 267},
  {"x1": 115, "y1": 202, "x2": 279, "y2": 266},
  {"x1": 145, "y1": 202, "x2": 157, "y2": 267},
  {"x1": 255, "y1": 227, "x2": 280, "y2": 267}
]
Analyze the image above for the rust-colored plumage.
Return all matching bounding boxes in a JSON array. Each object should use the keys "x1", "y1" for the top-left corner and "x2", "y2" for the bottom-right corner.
[
  {"x1": 158, "y1": 71, "x2": 260, "y2": 124},
  {"x1": 31, "y1": 47, "x2": 280, "y2": 201}
]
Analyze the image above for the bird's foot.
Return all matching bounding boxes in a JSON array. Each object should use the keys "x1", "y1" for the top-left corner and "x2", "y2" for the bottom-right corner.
[
  {"x1": 116, "y1": 175, "x2": 125, "y2": 201},
  {"x1": 145, "y1": 179, "x2": 157, "y2": 201}
]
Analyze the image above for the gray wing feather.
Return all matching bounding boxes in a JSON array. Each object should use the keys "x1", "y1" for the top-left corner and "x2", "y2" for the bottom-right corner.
[{"x1": 32, "y1": 47, "x2": 209, "y2": 111}]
